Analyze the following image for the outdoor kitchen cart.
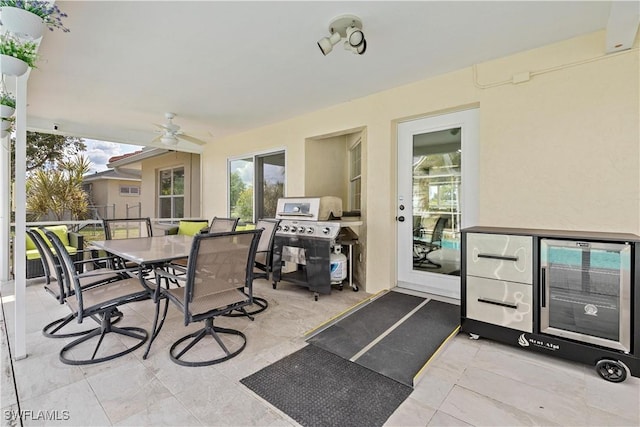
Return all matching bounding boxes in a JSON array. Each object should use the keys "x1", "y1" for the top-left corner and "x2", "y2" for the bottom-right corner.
[{"x1": 461, "y1": 226, "x2": 640, "y2": 383}]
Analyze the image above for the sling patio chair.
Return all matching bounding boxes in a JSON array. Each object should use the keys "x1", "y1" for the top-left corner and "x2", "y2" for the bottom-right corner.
[
  {"x1": 413, "y1": 216, "x2": 448, "y2": 269},
  {"x1": 207, "y1": 216, "x2": 239, "y2": 233},
  {"x1": 29, "y1": 228, "x2": 125, "y2": 338},
  {"x1": 45, "y1": 229, "x2": 151, "y2": 365},
  {"x1": 225, "y1": 218, "x2": 280, "y2": 317},
  {"x1": 143, "y1": 229, "x2": 262, "y2": 366}
]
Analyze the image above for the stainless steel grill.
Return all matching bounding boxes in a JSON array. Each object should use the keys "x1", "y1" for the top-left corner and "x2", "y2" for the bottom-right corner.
[{"x1": 271, "y1": 197, "x2": 350, "y2": 300}]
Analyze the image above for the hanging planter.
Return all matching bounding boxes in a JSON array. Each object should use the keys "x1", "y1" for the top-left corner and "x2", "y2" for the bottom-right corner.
[
  {"x1": 0, "y1": 104, "x2": 14, "y2": 118},
  {"x1": 1, "y1": 118, "x2": 12, "y2": 131},
  {"x1": 0, "y1": 1, "x2": 70, "y2": 35},
  {"x1": 1, "y1": 91, "x2": 16, "y2": 118},
  {"x1": 0, "y1": 5, "x2": 45, "y2": 39},
  {"x1": 0, "y1": 34, "x2": 38, "y2": 76},
  {"x1": 1, "y1": 53, "x2": 28, "y2": 76}
]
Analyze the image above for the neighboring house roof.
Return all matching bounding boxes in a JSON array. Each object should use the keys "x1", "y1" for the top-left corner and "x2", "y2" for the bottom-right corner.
[
  {"x1": 108, "y1": 150, "x2": 145, "y2": 163},
  {"x1": 107, "y1": 147, "x2": 170, "y2": 169},
  {"x1": 83, "y1": 168, "x2": 142, "y2": 183}
]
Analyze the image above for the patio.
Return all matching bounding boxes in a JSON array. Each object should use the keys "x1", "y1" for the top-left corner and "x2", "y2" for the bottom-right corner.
[{"x1": 2, "y1": 278, "x2": 638, "y2": 427}]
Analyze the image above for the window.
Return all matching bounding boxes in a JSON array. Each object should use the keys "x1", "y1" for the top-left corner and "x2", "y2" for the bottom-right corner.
[
  {"x1": 229, "y1": 151, "x2": 285, "y2": 223},
  {"x1": 158, "y1": 167, "x2": 184, "y2": 219},
  {"x1": 120, "y1": 185, "x2": 140, "y2": 196},
  {"x1": 349, "y1": 140, "x2": 361, "y2": 211}
]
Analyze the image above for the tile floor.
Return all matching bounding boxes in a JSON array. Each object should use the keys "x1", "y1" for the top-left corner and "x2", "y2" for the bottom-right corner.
[{"x1": 1, "y1": 278, "x2": 639, "y2": 427}]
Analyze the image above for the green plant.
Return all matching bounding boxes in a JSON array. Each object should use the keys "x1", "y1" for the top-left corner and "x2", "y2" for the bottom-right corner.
[
  {"x1": 0, "y1": 0, "x2": 70, "y2": 32},
  {"x1": 0, "y1": 34, "x2": 38, "y2": 67},
  {"x1": 0, "y1": 92, "x2": 16, "y2": 109}
]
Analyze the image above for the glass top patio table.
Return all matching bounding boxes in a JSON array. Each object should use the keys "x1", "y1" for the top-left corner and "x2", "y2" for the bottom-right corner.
[{"x1": 89, "y1": 234, "x2": 195, "y2": 265}]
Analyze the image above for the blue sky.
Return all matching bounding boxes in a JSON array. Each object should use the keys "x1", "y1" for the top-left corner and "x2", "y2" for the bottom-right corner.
[{"x1": 84, "y1": 139, "x2": 143, "y2": 173}]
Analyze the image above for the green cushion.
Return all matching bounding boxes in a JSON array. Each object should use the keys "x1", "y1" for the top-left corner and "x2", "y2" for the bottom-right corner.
[
  {"x1": 43, "y1": 225, "x2": 70, "y2": 246},
  {"x1": 27, "y1": 225, "x2": 70, "y2": 249},
  {"x1": 177, "y1": 221, "x2": 209, "y2": 236},
  {"x1": 26, "y1": 249, "x2": 41, "y2": 260},
  {"x1": 26, "y1": 245, "x2": 76, "y2": 260}
]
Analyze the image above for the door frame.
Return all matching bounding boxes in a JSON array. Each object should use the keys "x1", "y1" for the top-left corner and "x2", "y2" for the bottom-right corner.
[{"x1": 396, "y1": 108, "x2": 479, "y2": 299}]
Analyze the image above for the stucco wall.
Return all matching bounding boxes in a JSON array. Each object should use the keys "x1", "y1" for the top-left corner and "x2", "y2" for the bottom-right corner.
[
  {"x1": 140, "y1": 152, "x2": 201, "y2": 219},
  {"x1": 201, "y1": 31, "x2": 639, "y2": 294}
]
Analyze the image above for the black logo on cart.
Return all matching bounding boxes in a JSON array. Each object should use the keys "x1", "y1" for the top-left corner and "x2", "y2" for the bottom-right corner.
[{"x1": 518, "y1": 333, "x2": 560, "y2": 351}]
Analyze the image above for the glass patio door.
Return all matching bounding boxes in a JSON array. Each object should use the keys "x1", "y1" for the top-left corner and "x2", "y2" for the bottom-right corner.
[{"x1": 397, "y1": 109, "x2": 479, "y2": 299}]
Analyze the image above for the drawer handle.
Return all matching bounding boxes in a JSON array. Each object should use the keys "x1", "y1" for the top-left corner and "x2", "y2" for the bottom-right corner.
[
  {"x1": 477, "y1": 253, "x2": 518, "y2": 262},
  {"x1": 477, "y1": 297, "x2": 518, "y2": 309}
]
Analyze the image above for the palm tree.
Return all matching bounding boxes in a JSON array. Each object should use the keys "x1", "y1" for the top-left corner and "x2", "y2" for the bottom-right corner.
[{"x1": 26, "y1": 155, "x2": 91, "y2": 220}]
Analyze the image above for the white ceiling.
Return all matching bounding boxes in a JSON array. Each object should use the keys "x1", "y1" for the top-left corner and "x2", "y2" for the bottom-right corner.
[{"x1": 11, "y1": 1, "x2": 629, "y2": 152}]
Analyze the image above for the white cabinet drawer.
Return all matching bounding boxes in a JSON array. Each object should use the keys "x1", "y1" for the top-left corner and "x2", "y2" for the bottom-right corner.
[
  {"x1": 466, "y1": 233, "x2": 533, "y2": 284},
  {"x1": 466, "y1": 276, "x2": 533, "y2": 332}
]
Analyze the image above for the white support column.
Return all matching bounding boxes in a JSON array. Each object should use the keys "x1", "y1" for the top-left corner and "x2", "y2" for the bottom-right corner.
[
  {"x1": 0, "y1": 127, "x2": 9, "y2": 283},
  {"x1": 13, "y1": 74, "x2": 27, "y2": 360}
]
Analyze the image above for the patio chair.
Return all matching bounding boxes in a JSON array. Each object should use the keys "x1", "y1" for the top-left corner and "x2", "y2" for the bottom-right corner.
[
  {"x1": 29, "y1": 229, "x2": 124, "y2": 338},
  {"x1": 413, "y1": 216, "x2": 448, "y2": 269},
  {"x1": 167, "y1": 217, "x2": 239, "y2": 270},
  {"x1": 144, "y1": 229, "x2": 262, "y2": 366},
  {"x1": 226, "y1": 218, "x2": 280, "y2": 317},
  {"x1": 207, "y1": 216, "x2": 239, "y2": 233},
  {"x1": 103, "y1": 217, "x2": 153, "y2": 239},
  {"x1": 45, "y1": 229, "x2": 151, "y2": 365},
  {"x1": 102, "y1": 218, "x2": 153, "y2": 269}
]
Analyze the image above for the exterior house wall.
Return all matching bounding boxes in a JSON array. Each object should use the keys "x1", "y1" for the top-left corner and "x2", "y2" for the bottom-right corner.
[
  {"x1": 201, "y1": 30, "x2": 640, "y2": 294},
  {"x1": 139, "y1": 151, "x2": 201, "y2": 219},
  {"x1": 85, "y1": 179, "x2": 140, "y2": 219}
]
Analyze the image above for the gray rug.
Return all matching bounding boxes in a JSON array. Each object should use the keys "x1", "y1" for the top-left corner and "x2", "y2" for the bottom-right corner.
[
  {"x1": 308, "y1": 291, "x2": 460, "y2": 386},
  {"x1": 240, "y1": 345, "x2": 412, "y2": 427}
]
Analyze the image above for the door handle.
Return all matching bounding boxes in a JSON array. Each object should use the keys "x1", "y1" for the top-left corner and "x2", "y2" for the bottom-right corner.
[{"x1": 397, "y1": 216, "x2": 405, "y2": 222}]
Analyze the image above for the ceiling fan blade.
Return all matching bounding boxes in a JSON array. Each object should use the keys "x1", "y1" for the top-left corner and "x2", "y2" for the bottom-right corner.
[
  {"x1": 178, "y1": 134, "x2": 208, "y2": 145},
  {"x1": 151, "y1": 135, "x2": 162, "y2": 143}
]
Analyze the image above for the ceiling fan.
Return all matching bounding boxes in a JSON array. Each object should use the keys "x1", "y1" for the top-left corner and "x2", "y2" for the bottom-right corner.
[{"x1": 152, "y1": 112, "x2": 207, "y2": 146}]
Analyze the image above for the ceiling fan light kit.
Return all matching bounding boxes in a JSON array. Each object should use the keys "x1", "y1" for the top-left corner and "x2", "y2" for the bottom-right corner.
[
  {"x1": 152, "y1": 112, "x2": 207, "y2": 146},
  {"x1": 318, "y1": 14, "x2": 367, "y2": 56}
]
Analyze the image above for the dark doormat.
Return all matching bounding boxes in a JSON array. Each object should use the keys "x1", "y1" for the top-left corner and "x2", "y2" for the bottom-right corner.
[
  {"x1": 307, "y1": 291, "x2": 460, "y2": 386},
  {"x1": 240, "y1": 345, "x2": 412, "y2": 427}
]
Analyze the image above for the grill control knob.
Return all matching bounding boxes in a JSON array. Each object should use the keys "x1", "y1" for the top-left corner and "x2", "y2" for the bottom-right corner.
[
  {"x1": 322, "y1": 227, "x2": 330, "y2": 235},
  {"x1": 290, "y1": 226, "x2": 297, "y2": 232},
  {"x1": 298, "y1": 226, "x2": 305, "y2": 233},
  {"x1": 282, "y1": 225, "x2": 289, "y2": 232},
  {"x1": 276, "y1": 226, "x2": 282, "y2": 231},
  {"x1": 307, "y1": 227, "x2": 314, "y2": 234}
]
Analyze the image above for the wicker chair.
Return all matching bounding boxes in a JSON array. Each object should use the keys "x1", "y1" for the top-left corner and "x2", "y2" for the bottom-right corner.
[{"x1": 25, "y1": 225, "x2": 83, "y2": 279}]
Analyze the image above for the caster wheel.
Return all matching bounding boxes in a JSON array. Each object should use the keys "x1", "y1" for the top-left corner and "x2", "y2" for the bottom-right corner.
[
  {"x1": 468, "y1": 333, "x2": 480, "y2": 340},
  {"x1": 352, "y1": 285, "x2": 359, "y2": 292},
  {"x1": 595, "y1": 359, "x2": 627, "y2": 383},
  {"x1": 272, "y1": 283, "x2": 277, "y2": 289},
  {"x1": 339, "y1": 285, "x2": 343, "y2": 291},
  {"x1": 314, "y1": 294, "x2": 318, "y2": 301}
]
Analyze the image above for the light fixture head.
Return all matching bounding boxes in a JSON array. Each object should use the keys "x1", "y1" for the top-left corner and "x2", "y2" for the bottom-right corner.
[
  {"x1": 319, "y1": 14, "x2": 366, "y2": 56},
  {"x1": 160, "y1": 135, "x2": 179, "y2": 145},
  {"x1": 344, "y1": 38, "x2": 367, "y2": 55},
  {"x1": 317, "y1": 31, "x2": 342, "y2": 56},
  {"x1": 346, "y1": 25, "x2": 364, "y2": 48}
]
